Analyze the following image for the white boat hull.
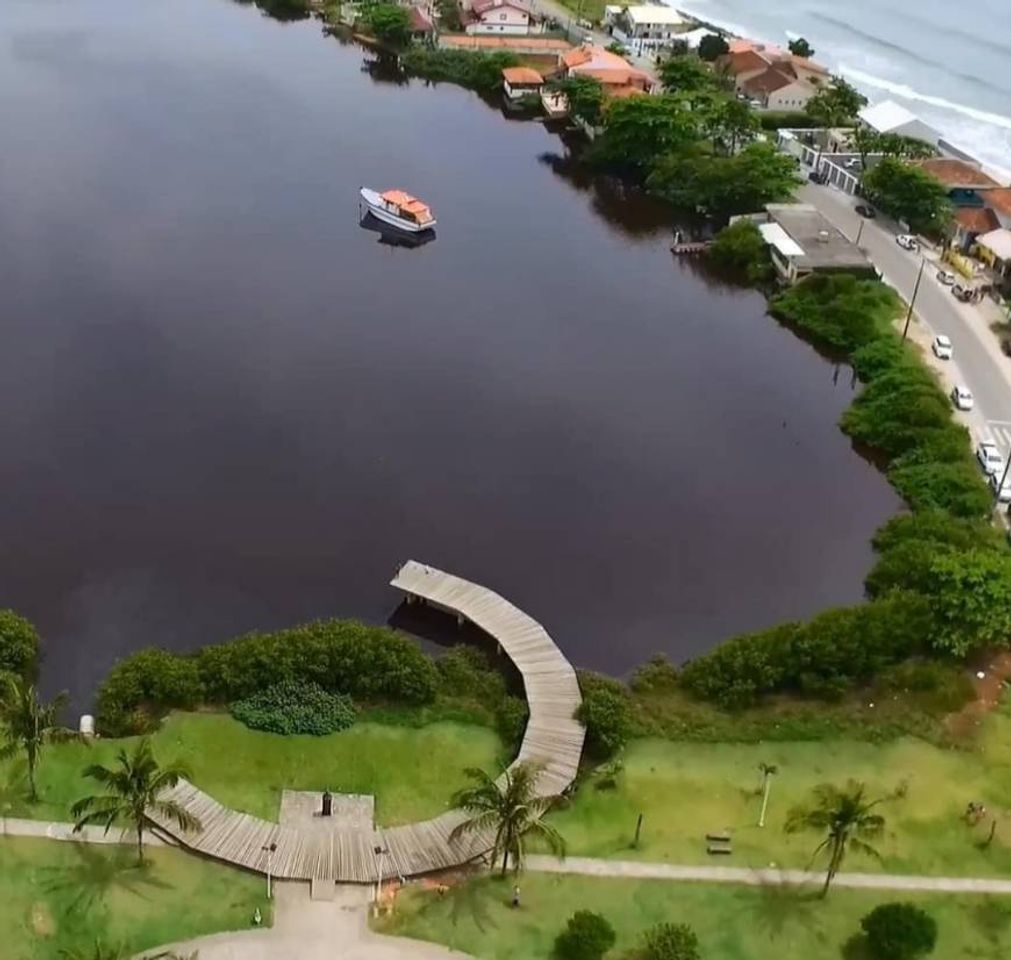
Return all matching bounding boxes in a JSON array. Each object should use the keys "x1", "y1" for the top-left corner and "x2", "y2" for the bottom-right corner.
[{"x1": 360, "y1": 188, "x2": 436, "y2": 233}]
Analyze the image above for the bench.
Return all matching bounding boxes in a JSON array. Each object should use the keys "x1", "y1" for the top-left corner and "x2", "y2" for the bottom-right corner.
[{"x1": 706, "y1": 841, "x2": 733, "y2": 856}]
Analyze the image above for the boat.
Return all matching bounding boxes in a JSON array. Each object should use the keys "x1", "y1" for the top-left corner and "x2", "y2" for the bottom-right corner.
[
  {"x1": 359, "y1": 188, "x2": 436, "y2": 233},
  {"x1": 358, "y1": 212, "x2": 436, "y2": 249}
]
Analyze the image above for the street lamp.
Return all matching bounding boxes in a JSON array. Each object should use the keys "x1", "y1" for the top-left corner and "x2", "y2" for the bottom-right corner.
[
  {"x1": 262, "y1": 842, "x2": 277, "y2": 900},
  {"x1": 373, "y1": 842, "x2": 390, "y2": 905},
  {"x1": 903, "y1": 257, "x2": 926, "y2": 340}
]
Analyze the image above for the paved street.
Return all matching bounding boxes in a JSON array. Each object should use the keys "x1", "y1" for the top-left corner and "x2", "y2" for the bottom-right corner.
[{"x1": 798, "y1": 183, "x2": 1011, "y2": 462}]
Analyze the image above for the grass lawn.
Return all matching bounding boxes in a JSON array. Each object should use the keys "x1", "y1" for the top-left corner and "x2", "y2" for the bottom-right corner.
[
  {"x1": 0, "y1": 836, "x2": 268, "y2": 960},
  {"x1": 2, "y1": 711, "x2": 503, "y2": 826},
  {"x1": 375, "y1": 873, "x2": 1011, "y2": 960},
  {"x1": 553, "y1": 0, "x2": 605, "y2": 24},
  {"x1": 550, "y1": 702, "x2": 1011, "y2": 878}
]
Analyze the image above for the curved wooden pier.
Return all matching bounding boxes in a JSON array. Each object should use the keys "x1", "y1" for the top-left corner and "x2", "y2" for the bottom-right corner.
[{"x1": 148, "y1": 560, "x2": 584, "y2": 883}]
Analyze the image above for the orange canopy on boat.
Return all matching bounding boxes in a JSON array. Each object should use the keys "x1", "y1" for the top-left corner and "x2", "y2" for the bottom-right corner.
[{"x1": 381, "y1": 189, "x2": 433, "y2": 221}]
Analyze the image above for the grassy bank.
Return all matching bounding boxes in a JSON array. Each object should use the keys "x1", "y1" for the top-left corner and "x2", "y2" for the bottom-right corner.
[
  {"x1": 552, "y1": 701, "x2": 1011, "y2": 876},
  {"x1": 0, "y1": 836, "x2": 268, "y2": 960},
  {"x1": 1, "y1": 711, "x2": 502, "y2": 825},
  {"x1": 375, "y1": 873, "x2": 1010, "y2": 960}
]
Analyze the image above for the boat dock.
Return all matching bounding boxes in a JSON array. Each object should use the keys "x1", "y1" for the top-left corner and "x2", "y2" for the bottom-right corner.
[
  {"x1": 671, "y1": 241, "x2": 711, "y2": 255},
  {"x1": 148, "y1": 561, "x2": 584, "y2": 885}
]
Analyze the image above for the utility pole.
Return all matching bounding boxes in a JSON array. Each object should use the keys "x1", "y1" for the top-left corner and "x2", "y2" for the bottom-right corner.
[
  {"x1": 902, "y1": 257, "x2": 926, "y2": 340},
  {"x1": 854, "y1": 217, "x2": 865, "y2": 247},
  {"x1": 262, "y1": 842, "x2": 277, "y2": 900}
]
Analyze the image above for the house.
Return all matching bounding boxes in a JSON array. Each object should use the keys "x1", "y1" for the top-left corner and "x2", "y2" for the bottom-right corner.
[
  {"x1": 407, "y1": 5, "x2": 435, "y2": 38},
  {"x1": 975, "y1": 228, "x2": 1011, "y2": 288},
  {"x1": 560, "y1": 44, "x2": 655, "y2": 97},
  {"x1": 463, "y1": 0, "x2": 532, "y2": 36},
  {"x1": 982, "y1": 188, "x2": 1011, "y2": 229},
  {"x1": 912, "y1": 158, "x2": 999, "y2": 208},
  {"x1": 716, "y1": 44, "x2": 828, "y2": 112},
  {"x1": 502, "y1": 66, "x2": 543, "y2": 100},
  {"x1": 751, "y1": 203, "x2": 874, "y2": 283},
  {"x1": 857, "y1": 100, "x2": 941, "y2": 148},
  {"x1": 952, "y1": 207, "x2": 1000, "y2": 253},
  {"x1": 603, "y1": 5, "x2": 688, "y2": 56}
]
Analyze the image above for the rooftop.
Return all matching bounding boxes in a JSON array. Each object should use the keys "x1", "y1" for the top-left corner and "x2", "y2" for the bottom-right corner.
[
  {"x1": 471, "y1": 0, "x2": 532, "y2": 15},
  {"x1": 502, "y1": 66, "x2": 543, "y2": 85},
  {"x1": 914, "y1": 158, "x2": 999, "y2": 189},
  {"x1": 622, "y1": 4, "x2": 686, "y2": 25},
  {"x1": 983, "y1": 188, "x2": 1011, "y2": 217},
  {"x1": 742, "y1": 67, "x2": 801, "y2": 95},
  {"x1": 978, "y1": 228, "x2": 1011, "y2": 261},
  {"x1": 954, "y1": 207, "x2": 1000, "y2": 234},
  {"x1": 765, "y1": 203, "x2": 873, "y2": 271}
]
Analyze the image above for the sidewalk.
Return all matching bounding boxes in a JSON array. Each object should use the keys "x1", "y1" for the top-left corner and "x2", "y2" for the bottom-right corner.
[{"x1": 526, "y1": 855, "x2": 1011, "y2": 895}]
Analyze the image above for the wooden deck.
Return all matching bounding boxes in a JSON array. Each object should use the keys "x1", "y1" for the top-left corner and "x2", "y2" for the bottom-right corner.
[{"x1": 147, "y1": 560, "x2": 584, "y2": 883}]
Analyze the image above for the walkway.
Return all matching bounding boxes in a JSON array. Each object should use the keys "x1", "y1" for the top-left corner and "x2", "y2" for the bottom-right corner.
[
  {"x1": 145, "y1": 561, "x2": 584, "y2": 884},
  {"x1": 525, "y1": 855, "x2": 1011, "y2": 895}
]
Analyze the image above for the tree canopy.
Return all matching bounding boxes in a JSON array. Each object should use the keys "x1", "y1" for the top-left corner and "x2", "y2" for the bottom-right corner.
[
  {"x1": 924, "y1": 549, "x2": 1011, "y2": 657},
  {"x1": 552, "y1": 75, "x2": 605, "y2": 127},
  {"x1": 361, "y1": 3, "x2": 412, "y2": 47},
  {"x1": 0, "y1": 610, "x2": 38, "y2": 680},
  {"x1": 594, "y1": 95, "x2": 699, "y2": 175},
  {"x1": 697, "y1": 33, "x2": 729, "y2": 62},
  {"x1": 861, "y1": 157, "x2": 953, "y2": 234},
  {"x1": 659, "y1": 55, "x2": 717, "y2": 96},
  {"x1": 861, "y1": 903, "x2": 938, "y2": 960},
  {"x1": 788, "y1": 37, "x2": 814, "y2": 58},
  {"x1": 804, "y1": 77, "x2": 867, "y2": 126}
]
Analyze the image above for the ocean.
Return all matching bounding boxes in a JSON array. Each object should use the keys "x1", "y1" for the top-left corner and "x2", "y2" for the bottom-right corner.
[{"x1": 677, "y1": 0, "x2": 1011, "y2": 178}]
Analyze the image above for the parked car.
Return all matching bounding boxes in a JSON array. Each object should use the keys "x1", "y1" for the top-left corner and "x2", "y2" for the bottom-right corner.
[
  {"x1": 1002, "y1": 338, "x2": 1011, "y2": 358},
  {"x1": 843, "y1": 158, "x2": 862, "y2": 170},
  {"x1": 932, "y1": 334, "x2": 953, "y2": 360},
  {"x1": 936, "y1": 270, "x2": 956, "y2": 286},
  {"x1": 951, "y1": 385, "x2": 974, "y2": 410},
  {"x1": 855, "y1": 204, "x2": 876, "y2": 218},
  {"x1": 952, "y1": 283, "x2": 975, "y2": 302},
  {"x1": 977, "y1": 440, "x2": 1004, "y2": 475},
  {"x1": 808, "y1": 170, "x2": 827, "y2": 184},
  {"x1": 895, "y1": 234, "x2": 919, "y2": 251},
  {"x1": 990, "y1": 470, "x2": 1011, "y2": 503}
]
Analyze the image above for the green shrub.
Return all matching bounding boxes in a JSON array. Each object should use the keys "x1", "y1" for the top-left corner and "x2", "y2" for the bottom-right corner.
[
  {"x1": 437, "y1": 645, "x2": 508, "y2": 703},
  {"x1": 0, "y1": 610, "x2": 39, "y2": 679},
  {"x1": 872, "y1": 510, "x2": 1002, "y2": 554},
  {"x1": 640, "y1": 922, "x2": 701, "y2": 960},
  {"x1": 924, "y1": 550, "x2": 1011, "y2": 657},
  {"x1": 708, "y1": 220, "x2": 773, "y2": 283},
  {"x1": 401, "y1": 48, "x2": 521, "y2": 95},
  {"x1": 554, "y1": 910, "x2": 616, "y2": 960},
  {"x1": 495, "y1": 694, "x2": 529, "y2": 748},
  {"x1": 576, "y1": 685, "x2": 632, "y2": 757},
  {"x1": 96, "y1": 648, "x2": 204, "y2": 736},
  {"x1": 230, "y1": 679, "x2": 356, "y2": 735},
  {"x1": 630, "y1": 655, "x2": 679, "y2": 693},
  {"x1": 861, "y1": 902, "x2": 937, "y2": 960},
  {"x1": 878, "y1": 660, "x2": 974, "y2": 713},
  {"x1": 888, "y1": 459, "x2": 992, "y2": 518}
]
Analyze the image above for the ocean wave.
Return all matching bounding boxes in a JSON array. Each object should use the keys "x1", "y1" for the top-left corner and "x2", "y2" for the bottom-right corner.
[{"x1": 838, "y1": 65, "x2": 1011, "y2": 133}]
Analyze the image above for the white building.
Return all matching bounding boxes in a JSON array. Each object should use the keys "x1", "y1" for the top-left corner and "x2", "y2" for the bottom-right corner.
[
  {"x1": 464, "y1": 0, "x2": 532, "y2": 35},
  {"x1": 857, "y1": 100, "x2": 942, "y2": 147},
  {"x1": 604, "y1": 4, "x2": 687, "y2": 56}
]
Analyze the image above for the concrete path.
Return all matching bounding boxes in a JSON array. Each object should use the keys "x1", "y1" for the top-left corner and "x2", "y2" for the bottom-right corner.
[
  {"x1": 525, "y1": 855, "x2": 1011, "y2": 894},
  {"x1": 155, "y1": 881, "x2": 472, "y2": 960},
  {"x1": 1, "y1": 817, "x2": 167, "y2": 846}
]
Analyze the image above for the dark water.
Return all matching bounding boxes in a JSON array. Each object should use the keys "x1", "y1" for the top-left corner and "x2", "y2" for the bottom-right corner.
[{"x1": 0, "y1": 0, "x2": 900, "y2": 707}]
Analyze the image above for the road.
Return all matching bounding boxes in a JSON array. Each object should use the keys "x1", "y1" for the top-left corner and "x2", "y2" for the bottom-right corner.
[{"x1": 798, "y1": 184, "x2": 1011, "y2": 462}]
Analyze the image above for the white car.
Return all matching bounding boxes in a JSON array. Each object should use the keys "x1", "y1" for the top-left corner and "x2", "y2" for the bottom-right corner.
[
  {"x1": 896, "y1": 234, "x2": 919, "y2": 251},
  {"x1": 990, "y1": 470, "x2": 1011, "y2": 503},
  {"x1": 937, "y1": 270, "x2": 956, "y2": 286},
  {"x1": 932, "y1": 335, "x2": 953, "y2": 360},
  {"x1": 951, "y1": 385, "x2": 974, "y2": 410},
  {"x1": 977, "y1": 441, "x2": 1004, "y2": 475}
]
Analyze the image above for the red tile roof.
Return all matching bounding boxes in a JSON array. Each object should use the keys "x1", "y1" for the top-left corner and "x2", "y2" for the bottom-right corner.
[
  {"x1": 502, "y1": 66, "x2": 543, "y2": 85},
  {"x1": 742, "y1": 67, "x2": 798, "y2": 95},
  {"x1": 915, "y1": 159, "x2": 999, "y2": 189},
  {"x1": 954, "y1": 207, "x2": 1000, "y2": 234},
  {"x1": 722, "y1": 50, "x2": 769, "y2": 75},
  {"x1": 983, "y1": 188, "x2": 1011, "y2": 217}
]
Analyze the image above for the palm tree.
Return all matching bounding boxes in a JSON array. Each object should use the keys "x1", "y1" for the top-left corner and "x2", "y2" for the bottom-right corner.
[
  {"x1": 786, "y1": 780, "x2": 885, "y2": 896},
  {"x1": 757, "y1": 762, "x2": 778, "y2": 828},
  {"x1": 0, "y1": 675, "x2": 80, "y2": 802},
  {"x1": 449, "y1": 761, "x2": 566, "y2": 876},
  {"x1": 71, "y1": 738, "x2": 201, "y2": 865}
]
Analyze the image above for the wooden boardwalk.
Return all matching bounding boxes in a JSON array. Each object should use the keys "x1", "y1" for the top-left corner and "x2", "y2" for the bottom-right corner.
[{"x1": 147, "y1": 560, "x2": 584, "y2": 883}]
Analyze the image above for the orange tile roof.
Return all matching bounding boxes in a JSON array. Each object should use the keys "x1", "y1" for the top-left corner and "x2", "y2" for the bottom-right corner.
[
  {"x1": 502, "y1": 66, "x2": 542, "y2": 85},
  {"x1": 742, "y1": 67, "x2": 798, "y2": 94},
  {"x1": 722, "y1": 49, "x2": 769, "y2": 74},
  {"x1": 915, "y1": 159, "x2": 999, "y2": 189},
  {"x1": 983, "y1": 188, "x2": 1011, "y2": 217},
  {"x1": 578, "y1": 67, "x2": 650, "y2": 87},
  {"x1": 954, "y1": 207, "x2": 1000, "y2": 233},
  {"x1": 562, "y1": 47, "x2": 592, "y2": 68},
  {"x1": 441, "y1": 35, "x2": 570, "y2": 51},
  {"x1": 607, "y1": 84, "x2": 646, "y2": 99}
]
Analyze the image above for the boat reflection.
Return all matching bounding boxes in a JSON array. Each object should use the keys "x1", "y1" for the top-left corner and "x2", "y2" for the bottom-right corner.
[{"x1": 358, "y1": 212, "x2": 436, "y2": 248}]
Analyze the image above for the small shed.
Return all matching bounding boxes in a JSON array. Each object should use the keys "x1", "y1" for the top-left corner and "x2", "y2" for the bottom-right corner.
[{"x1": 502, "y1": 66, "x2": 543, "y2": 100}]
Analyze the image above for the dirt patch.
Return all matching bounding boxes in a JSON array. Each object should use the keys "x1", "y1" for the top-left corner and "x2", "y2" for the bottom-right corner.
[
  {"x1": 944, "y1": 651, "x2": 1011, "y2": 739},
  {"x1": 29, "y1": 901, "x2": 55, "y2": 938}
]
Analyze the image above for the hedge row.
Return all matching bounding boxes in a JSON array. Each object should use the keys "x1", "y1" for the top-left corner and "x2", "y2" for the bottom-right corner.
[
  {"x1": 679, "y1": 273, "x2": 1004, "y2": 708},
  {"x1": 96, "y1": 619, "x2": 438, "y2": 735}
]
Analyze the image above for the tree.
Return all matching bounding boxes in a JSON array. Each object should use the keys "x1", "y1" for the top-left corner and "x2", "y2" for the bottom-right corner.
[
  {"x1": 788, "y1": 37, "x2": 814, "y2": 58},
  {"x1": 804, "y1": 77, "x2": 867, "y2": 126},
  {"x1": 551, "y1": 75, "x2": 605, "y2": 127},
  {"x1": 851, "y1": 128, "x2": 937, "y2": 168},
  {"x1": 708, "y1": 220, "x2": 772, "y2": 283},
  {"x1": 72, "y1": 738, "x2": 201, "y2": 865},
  {"x1": 758, "y1": 762, "x2": 778, "y2": 827},
  {"x1": 449, "y1": 761, "x2": 565, "y2": 875},
  {"x1": 862, "y1": 157, "x2": 953, "y2": 234},
  {"x1": 595, "y1": 96, "x2": 699, "y2": 176},
  {"x1": 0, "y1": 675, "x2": 79, "y2": 802},
  {"x1": 786, "y1": 780, "x2": 885, "y2": 895},
  {"x1": 861, "y1": 902, "x2": 938, "y2": 960},
  {"x1": 554, "y1": 910, "x2": 616, "y2": 960},
  {"x1": 647, "y1": 141, "x2": 800, "y2": 218},
  {"x1": 640, "y1": 922, "x2": 701, "y2": 960},
  {"x1": 659, "y1": 55, "x2": 716, "y2": 96},
  {"x1": 576, "y1": 686, "x2": 631, "y2": 757},
  {"x1": 697, "y1": 33, "x2": 729, "y2": 62},
  {"x1": 924, "y1": 549, "x2": 1011, "y2": 657},
  {"x1": 360, "y1": 3, "x2": 412, "y2": 48},
  {"x1": 0, "y1": 610, "x2": 39, "y2": 679},
  {"x1": 701, "y1": 96, "x2": 760, "y2": 153}
]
